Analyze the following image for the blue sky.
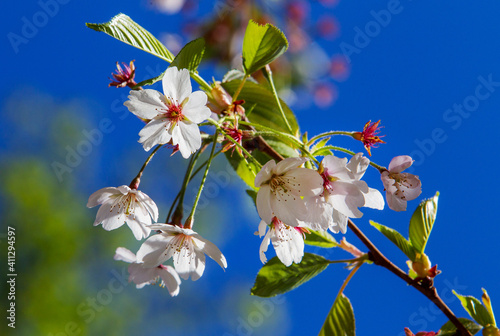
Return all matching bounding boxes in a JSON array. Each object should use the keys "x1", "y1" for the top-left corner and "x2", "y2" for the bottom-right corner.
[{"x1": 3, "y1": 1, "x2": 500, "y2": 335}]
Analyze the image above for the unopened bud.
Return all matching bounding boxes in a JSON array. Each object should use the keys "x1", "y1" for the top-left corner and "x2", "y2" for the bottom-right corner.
[
  {"x1": 339, "y1": 237, "x2": 363, "y2": 258},
  {"x1": 209, "y1": 82, "x2": 232, "y2": 113},
  {"x1": 482, "y1": 325, "x2": 500, "y2": 336},
  {"x1": 410, "y1": 253, "x2": 433, "y2": 279},
  {"x1": 129, "y1": 176, "x2": 141, "y2": 190}
]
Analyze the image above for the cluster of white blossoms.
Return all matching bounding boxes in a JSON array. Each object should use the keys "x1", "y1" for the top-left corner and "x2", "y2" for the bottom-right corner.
[
  {"x1": 88, "y1": 65, "x2": 423, "y2": 292},
  {"x1": 87, "y1": 67, "x2": 226, "y2": 295},
  {"x1": 254, "y1": 154, "x2": 421, "y2": 266}
]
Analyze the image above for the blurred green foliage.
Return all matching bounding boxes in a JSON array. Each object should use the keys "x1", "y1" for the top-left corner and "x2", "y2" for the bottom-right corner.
[{"x1": 0, "y1": 88, "x2": 288, "y2": 336}]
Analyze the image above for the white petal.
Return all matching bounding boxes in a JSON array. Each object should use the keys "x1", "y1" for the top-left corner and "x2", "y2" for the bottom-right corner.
[
  {"x1": 388, "y1": 155, "x2": 413, "y2": 173},
  {"x1": 399, "y1": 174, "x2": 422, "y2": 201},
  {"x1": 330, "y1": 209, "x2": 348, "y2": 234},
  {"x1": 136, "y1": 191, "x2": 159, "y2": 221},
  {"x1": 136, "y1": 234, "x2": 172, "y2": 266},
  {"x1": 380, "y1": 171, "x2": 393, "y2": 190},
  {"x1": 162, "y1": 67, "x2": 192, "y2": 103},
  {"x1": 386, "y1": 191, "x2": 407, "y2": 211},
  {"x1": 271, "y1": 225, "x2": 304, "y2": 266},
  {"x1": 124, "y1": 90, "x2": 166, "y2": 120},
  {"x1": 256, "y1": 185, "x2": 274, "y2": 224},
  {"x1": 87, "y1": 187, "x2": 120, "y2": 207},
  {"x1": 352, "y1": 179, "x2": 369, "y2": 194},
  {"x1": 259, "y1": 230, "x2": 271, "y2": 264},
  {"x1": 126, "y1": 219, "x2": 151, "y2": 240},
  {"x1": 149, "y1": 223, "x2": 184, "y2": 234},
  {"x1": 138, "y1": 117, "x2": 172, "y2": 151},
  {"x1": 271, "y1": 190, "x2": 308, "y2": 226},
  {"x1": 171, "y1": 238, "x2": 198, "y2": 280},
  {"x1": 192, "y1": 234, "x2": 227, "y2": 269},
  {"x1": 128, "y1": 263, "x2": 157, "y2": 288},
  {"x1": 116, "y1": 185, "x2": 132, "y2": 195},
  {"x1": 284, "y1": 168, "x2": 324, "y2": 196},
  {"x1": 158, "y1": 266, "x2": 181, "y2": 296},
  {"x1": 190, "y1": 249, "x2": 206, "y2": 281},
  {"x1": 401, "y1": 184, "x2": 422, "y2": 202},
  {"x1": 255, "y1": 160, "x2": 276, "y2": 188},
  {"x1": 303, "y1": 196, "x2": 333, "y2": 231},
  {"x1": 363, "y1": 188, "x2": 385, "y2": 210},
  {"x1": 182, "y1": 91, "x2": 211, "y2": 123},
  {"x1": 114, "y1": 247, "x2": 137, "y2": 263},
  {"x1": 275, "y1": 157, "x2": 307, "y2": 175},
  {"x1": 173, "y1": 121, "x2": 202, "y2": 159},
  {"x1": 258, "y1": 220, "x2": 268, "y2": 238},
  {"x1": 97, "y1": 203, "x2": 126, "y2": 230},
  {"x1": 327, "y1": 181, "x2": 364, "y2": 218},
  {"x1": 347, "y1": 153, "x2": 369, "y2": 180},
  {"x1": 322, "y1": 155, "x2": 351, "y2": 180}
]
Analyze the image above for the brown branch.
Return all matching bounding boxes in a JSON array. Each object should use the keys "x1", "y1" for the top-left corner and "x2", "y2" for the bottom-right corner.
[
  {"x1": 240, "y1": 115, "x2": 284, "y2": 162},
  {"x1": 347, "y1": 219, "x2": 472, "y2": 336}
]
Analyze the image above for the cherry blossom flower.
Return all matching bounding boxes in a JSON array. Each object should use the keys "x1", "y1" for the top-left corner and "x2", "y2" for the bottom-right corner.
[
  {"x1": 124, "y1": 66, "x2": 211, "y2": 158},
  {"x1": 255, "y1": 157, "x2": 324, "y2": 227},
  {"x1": 136, "y1": 224, "x2": 227, "y2": 281},
  {"x1": 114, "y1": 247, "x2": 181, "y2": 296},
  {"x1": 109, "y1": 60, "x2": 137, "y2": 88},
  {"x1": 87, "y1": 185, "x2": 158, "y2": 240},
  {"x1": 221, "y1": 124, "x2": 244, "y2": 156},
  {"x1": 352, "y1": 120, "x2": 385, "y2": 156},
  {"x1": 258, "y1": 217, "x2": 307, "y2": 266},
  {"x1": 381, "y1": 155, "x2": 422, "y2": 211},
  {"x1": 305, "y1": 153, "x2": 384, "y2": 233}
]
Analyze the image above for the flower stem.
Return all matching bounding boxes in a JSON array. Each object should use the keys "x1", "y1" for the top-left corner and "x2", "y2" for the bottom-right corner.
[
  {"x1": 129, "y1": 145, "x2": 162, "y2": 189},
  {"x1": 207, "y1": 119, "x2": 263, "y2": 169},
  {"x1": 166, "y1": 150, "x2": 222, "y2": 223},
  {"x1": 137, "y1": 145, "x2": 162, "y2": 177},
  {"x1": 308, "y1": 131, "x2": 354, "y2": 146},
  {"x1": 186, "y1": 131, "x2": 219, "y2": 228},
  {"x1": 327, "y1": 257, "x2": 367, "y2": 265},
  {"x1": 262, "y1": 65, "x2": 294, "y2": 134},
  {"x1": 166, "y1": 148, "x2": 202, "y2": 224},
  {"x1": 232, "y1": 75, "x2": 249, "y2": 102},
  {"x1": 240, "y1": 121, "x2": 302, "y2": 147},
  {"x1": 347, "y1": 219, "x2": 472, "y2": 336},
  {"x1": 322, "y1": 261, "x2": 363, "y2": 330}
]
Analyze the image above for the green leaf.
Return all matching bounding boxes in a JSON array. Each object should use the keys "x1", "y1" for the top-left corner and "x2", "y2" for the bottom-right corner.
[
  {"x1": 311, "y1": 137, "x2": 334, "y2": 156},
  {"x1": 86, "y1": 14, "x2": 174, "y2": 62},
  {"x1": 242, "y1": 20, "x2": 289, "y2": 75},
  {"x1": 263, "y1": 138, "x2": 299, "y2": 158},
  {"x1": 134, "y1": 69, "x2": 167, "y2": 88},
  {"x1": 170, "y1": 38, "x2": 205, "y2": 72},
  {"x1": 453, "y1": 291, "x2": 495, "y2": 327},
  {"x1": 370, "y1": 220, "x2": 417, "y2": 261},
  {"x1": 133, "y1": 38, "x2": 206, "y2": 89},
  {"x1": 222, "y1": 69, "x2": 259, "y2": 84},
  {"x1": 319, "y1": 294, "x2": 355, "y2": 336},
  {"x1": 305, "y1": 230, "x2": 338, "y2": 248},
  {"x1": 224, "y1": 151, "x2": 260, "y2": 190},
  {"x1": 251, "y1": 253, "x2": 330, "y2": 297},
  {"x1": 312, "y1": 148, "x2": 334, "y2": 157},
  {"x1": 409, "y1": 192, "x2": 439, "y2": 253},
  {"x1": 222, "y1": 80, "x2": 299, "y2": 135},
  {"x1": 438, "y1": 318, "x2": 482, "y2": 335}
]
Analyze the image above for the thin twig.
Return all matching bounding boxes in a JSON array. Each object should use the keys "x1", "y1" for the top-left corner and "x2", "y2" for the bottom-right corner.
[{"x1": 347, "y1": 219, "x2": 471, "y2": 336}]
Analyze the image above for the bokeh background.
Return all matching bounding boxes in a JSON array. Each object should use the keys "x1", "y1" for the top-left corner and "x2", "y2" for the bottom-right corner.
[{"x1": 2, "y1": 1, "x2": 500, "y2": 335}]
